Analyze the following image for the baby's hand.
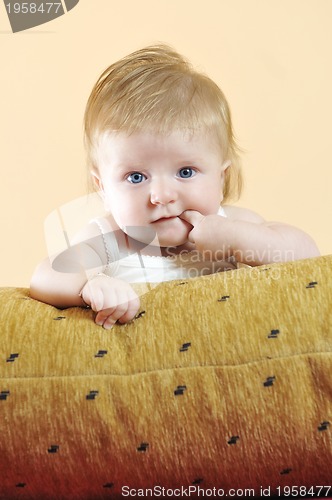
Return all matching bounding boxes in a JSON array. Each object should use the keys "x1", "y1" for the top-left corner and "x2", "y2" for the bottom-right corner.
[
  {"x1": 180, "y1": 210, "x2": 231, "y2": 259},
  {"x1": 179, "y1": 210, "x2": 206, "y2": 243},
  {"x1": 80, "y1": 275, "x2": 140, "y2": 330}
]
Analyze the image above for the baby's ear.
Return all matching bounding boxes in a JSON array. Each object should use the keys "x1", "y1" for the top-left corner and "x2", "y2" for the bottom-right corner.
[
  {"x1": 90, "y1": 169, "x2": 103, "y2": 191},
  {"x1": 222, "y1": 160, "x2": 231, "y2": 172}
]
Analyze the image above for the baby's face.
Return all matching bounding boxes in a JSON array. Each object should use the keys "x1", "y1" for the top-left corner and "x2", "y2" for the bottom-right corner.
[{"x1": 93, "y1": 130, "x2": 227, "y2": 247}]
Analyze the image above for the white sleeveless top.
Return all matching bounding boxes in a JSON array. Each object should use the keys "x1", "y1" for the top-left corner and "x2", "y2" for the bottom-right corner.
[{"x1": 93, "y1": 207, "x2": 239, "y2": 284}]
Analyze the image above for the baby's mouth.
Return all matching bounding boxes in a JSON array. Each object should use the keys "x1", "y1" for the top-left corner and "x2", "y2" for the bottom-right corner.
[{"x1": 152, "y1": 216, "x2": 178, "y2": 223}]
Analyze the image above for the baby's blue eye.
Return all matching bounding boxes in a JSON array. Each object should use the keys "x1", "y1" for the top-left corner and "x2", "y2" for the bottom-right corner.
[
  {"x1": 127, "y1": 172, "x2": 146, "y2": 184},
  {"x1": 178, "y1": 167, "x2": 195, "y2": 179}
]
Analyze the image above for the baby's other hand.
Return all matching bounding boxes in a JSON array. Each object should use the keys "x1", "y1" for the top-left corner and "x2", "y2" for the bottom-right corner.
[
  {"x1": 179, "y1": 210, "x2": 206, "y2": 242},
  {"x1": 179, "y1": 210, "x2": 231, "y2": 259},
  {"x1": 80, "y1": 275, "x2": 140, "y2": 330}
]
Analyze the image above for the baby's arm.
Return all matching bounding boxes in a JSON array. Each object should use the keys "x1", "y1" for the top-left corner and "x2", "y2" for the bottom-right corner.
[
  {"x1": 180, "y1": 206, "x2": 320, "y2": 265},
  {"x1": 30, "y1": 224, "x2": 140, "y2": 329}
]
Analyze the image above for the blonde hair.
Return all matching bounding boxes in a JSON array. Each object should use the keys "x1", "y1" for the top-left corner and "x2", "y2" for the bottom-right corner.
[{"x1": 84, "y1": 44, "x2": 242, "y2": 202}]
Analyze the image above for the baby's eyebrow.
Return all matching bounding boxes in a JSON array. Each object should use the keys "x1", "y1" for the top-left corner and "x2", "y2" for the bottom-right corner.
[
  {"x1": 185, "y1": 160, "x2": 203, "y2": 164},
  {"x1": 178, "y1": 159, "x2": 207, "y2": 167},
  {"x1": 117, "y1": 163, "x2": 145, "y2": 172}
]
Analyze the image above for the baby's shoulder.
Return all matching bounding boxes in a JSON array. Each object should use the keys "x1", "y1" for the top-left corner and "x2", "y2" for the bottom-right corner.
[{"x1": 223, "y1": 205, "x2": 265, "y2": 223}]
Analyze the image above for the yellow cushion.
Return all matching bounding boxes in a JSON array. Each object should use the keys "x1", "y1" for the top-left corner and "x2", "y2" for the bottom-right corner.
[{"x1": 0, "y1": 255, "x2": 331, "y2": 498}]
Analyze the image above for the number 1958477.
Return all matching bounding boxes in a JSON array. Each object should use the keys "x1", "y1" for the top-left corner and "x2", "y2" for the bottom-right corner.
[{"x1": 6, "y1": 3, "x2": 62, "y2": 14}]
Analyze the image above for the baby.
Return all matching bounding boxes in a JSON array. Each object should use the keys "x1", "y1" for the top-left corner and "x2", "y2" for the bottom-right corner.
[{"x1": 30, "y1": 44, "x2": 320, "y2": 329}]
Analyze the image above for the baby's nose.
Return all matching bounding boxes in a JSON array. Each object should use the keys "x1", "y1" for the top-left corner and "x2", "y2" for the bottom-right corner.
[{"x1": 150, "y1": 179, "x2": 178, "y2": 205}]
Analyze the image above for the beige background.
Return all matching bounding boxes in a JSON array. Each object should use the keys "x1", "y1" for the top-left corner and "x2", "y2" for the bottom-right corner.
[{"x1": 0, "y1": 0, "x2": 331, "y2": 287}]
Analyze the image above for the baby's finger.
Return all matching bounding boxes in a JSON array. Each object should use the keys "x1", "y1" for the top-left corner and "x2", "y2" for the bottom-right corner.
[
  {"x1": 105, "y1": 305, "x2": 130, "y2": 330},
  {"x1": 100, "y1": 289, "x2": 132, "y2": 329},
  {"x1": 86, "y1": 286, "x2": 104, "y2": 312},
  {"x1": 117, "y1": 295, "x2": 141, "y2": 324},
  {"x1": 95, "y1": 307, "x2": 116, "y2": 327},
  {"x1": 179, "y1": 210, "x2": 205, "y2": 227}
]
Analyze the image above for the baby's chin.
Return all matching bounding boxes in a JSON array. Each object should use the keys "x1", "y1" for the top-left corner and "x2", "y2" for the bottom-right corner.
[
  {"x1": 156, "y1": 232, "x2": 190, "y2": 248},
  {"x1": 121, "y1": 218, "x2": 191, "y2": 249},
  {"x1": 153, "y1": 219, "x2": 192, "y2": 248}
]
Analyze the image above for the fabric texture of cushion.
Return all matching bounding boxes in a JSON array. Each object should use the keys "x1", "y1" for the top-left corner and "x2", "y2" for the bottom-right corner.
[{"x1": 0, "y1": 255, "x2": 331, "y2": 499}]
